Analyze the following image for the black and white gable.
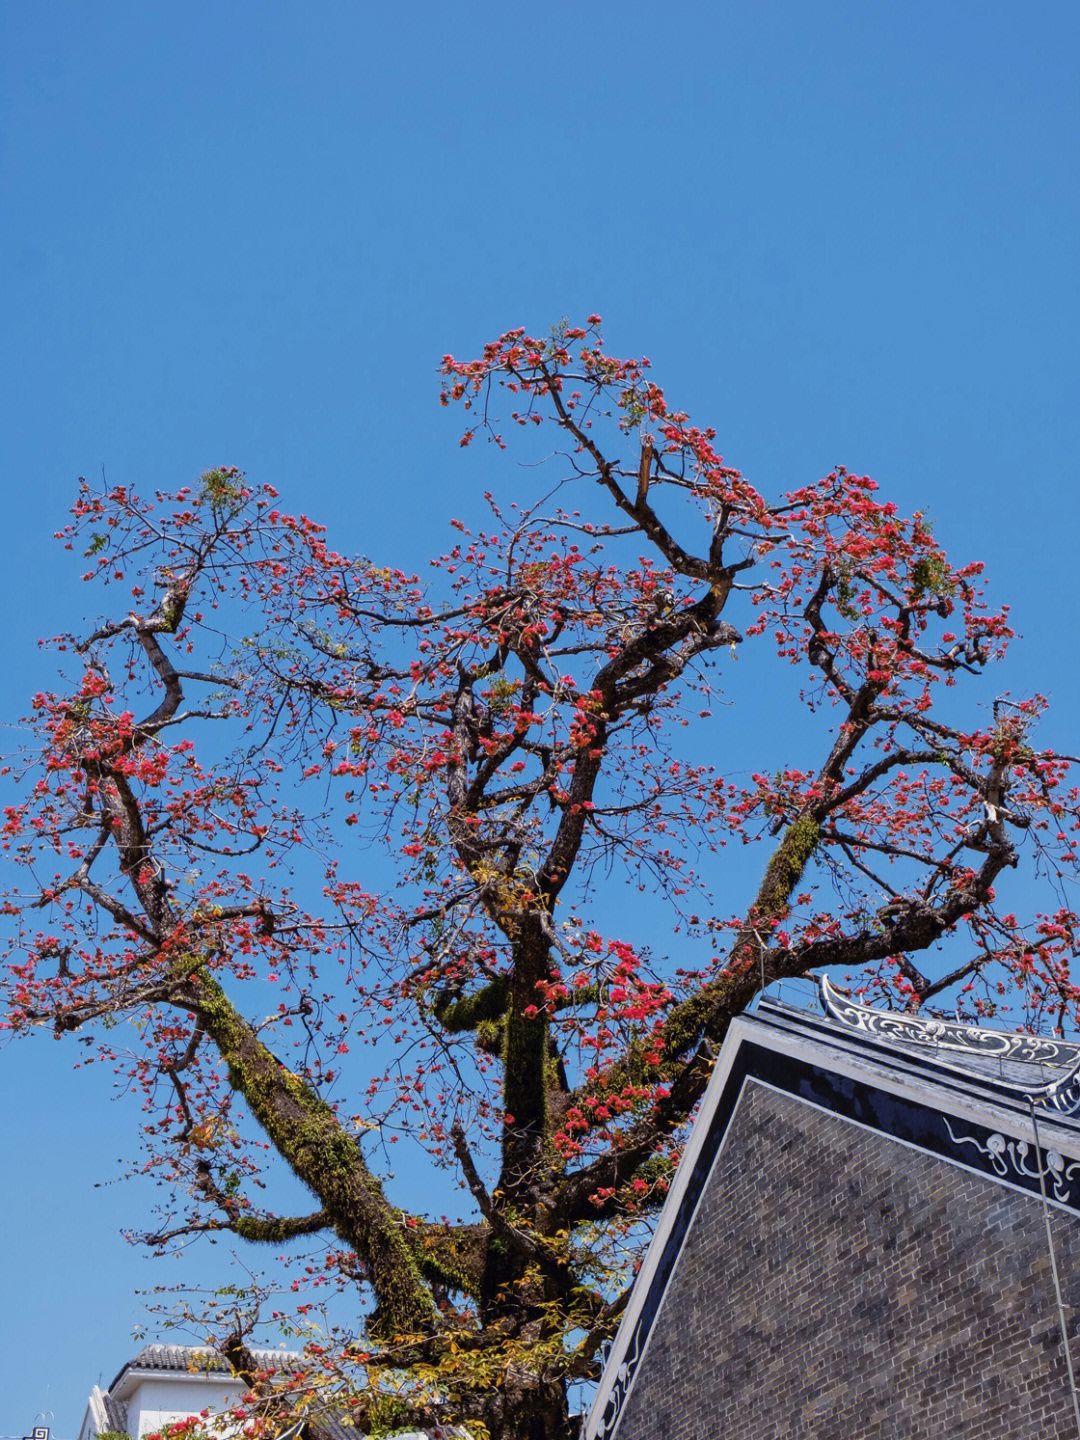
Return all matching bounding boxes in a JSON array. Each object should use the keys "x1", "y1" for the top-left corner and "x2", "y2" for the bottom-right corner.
[{"x1": 582, "y1": 982, "x2": 1080, "y2": 1440}]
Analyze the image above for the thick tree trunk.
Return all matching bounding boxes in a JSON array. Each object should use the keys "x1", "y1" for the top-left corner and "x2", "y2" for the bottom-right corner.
[{"x1": 477, "y1": 1372, "x2": 574, "y2": 1440}]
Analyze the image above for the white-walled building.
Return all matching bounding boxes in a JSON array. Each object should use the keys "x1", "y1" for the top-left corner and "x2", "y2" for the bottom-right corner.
[
  {"x1": 78, "y1": 1345, "x2": 306, "y2": 1440},
  {"x1": 77, "y1": 1343, "x2": 459, "y2": 1440}
]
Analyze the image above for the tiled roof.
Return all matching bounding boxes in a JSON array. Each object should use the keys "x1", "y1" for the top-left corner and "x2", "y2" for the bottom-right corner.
[
  {"x1": 100, "y1": 1391, "x2": 127, "y2": 1431},
  {"x1": 108, "y1": 1343, "x2": 302, "y2": 1392},
  {"x1": 100, "y1": 1345, "x2": 468, "y2": 1440},
  {"x1": 765, "y1": 978, "x2": 1080, "y2": 1115},
  {"x1": 307, "y1": 1416, "x2": 361, "y2": 1440},
  {"x1": 87, "y1": 1384, "x2": 128, "y2": 1433}
]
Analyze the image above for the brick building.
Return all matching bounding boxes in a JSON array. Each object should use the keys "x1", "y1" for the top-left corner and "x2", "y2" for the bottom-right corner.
[{"x1": 582, "y1": 981, "x2": 1080, "y2": 1440}]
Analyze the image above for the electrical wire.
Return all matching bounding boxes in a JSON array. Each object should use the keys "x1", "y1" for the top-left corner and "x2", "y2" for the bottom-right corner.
[{"x1": 1030, "y1": 1099, "x2": 1080, "y2": 1440}]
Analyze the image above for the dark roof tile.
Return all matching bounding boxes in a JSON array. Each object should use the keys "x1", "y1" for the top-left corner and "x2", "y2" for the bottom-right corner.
[
  {"x1": 102, "y1": 1344, "x2": 467, "y2": 1440},
  {"x1": 108, "y1": 1344, "x2": 300, "y2": 1392}
]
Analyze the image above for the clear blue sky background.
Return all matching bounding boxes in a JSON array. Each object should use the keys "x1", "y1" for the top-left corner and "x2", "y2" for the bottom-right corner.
[{"x1": 2, "y1": 1, "x2": 1078, "y2": 1430}]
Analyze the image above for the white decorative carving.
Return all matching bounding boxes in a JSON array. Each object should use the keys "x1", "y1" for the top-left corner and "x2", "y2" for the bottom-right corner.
[
  {"x1": 819, "y1": 976, "x2": 1077, "y2": 1064},
  {"x1": 819, "y1": 977, "x2": 1080, "y2": 1114},
  {"x1": 942, "y1": 1116, "x2": 1080, "y2": 1204},
  {"x1": 595, "y1": 1315, "x2": 644, "y2": 1439}
]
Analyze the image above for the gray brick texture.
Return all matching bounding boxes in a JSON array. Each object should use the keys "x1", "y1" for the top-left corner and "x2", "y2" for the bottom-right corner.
[{"x1": 612, "y1": 1079, "x2": 1080, "y2": 1439}]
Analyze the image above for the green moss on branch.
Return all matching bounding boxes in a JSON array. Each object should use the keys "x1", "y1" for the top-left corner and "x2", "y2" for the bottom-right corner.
[
  {"x1": 434, "y1": 976, "x2": 509, "y2": 1032},
  {"x1": 232, "y1": 1209, "x2": 330, "y2": 1243},
  {"x1": 184, "y1": 964, "x2": 435, "y2": 1336}
]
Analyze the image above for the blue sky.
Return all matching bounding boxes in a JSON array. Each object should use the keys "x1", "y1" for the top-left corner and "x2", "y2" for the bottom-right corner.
[{"x1": 2, "y1": 1, "x2": 1079, "y2": 1430}]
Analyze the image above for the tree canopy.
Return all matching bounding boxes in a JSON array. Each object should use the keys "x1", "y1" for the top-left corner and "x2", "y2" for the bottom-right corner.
[{"x1": 4, "y1": 319, "x2": 1078, "y2": 1440}]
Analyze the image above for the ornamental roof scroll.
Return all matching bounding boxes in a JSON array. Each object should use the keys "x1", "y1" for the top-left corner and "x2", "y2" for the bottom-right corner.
[{"x1": 817, "y1": 975, "x2": 1080, "y2": 1116}]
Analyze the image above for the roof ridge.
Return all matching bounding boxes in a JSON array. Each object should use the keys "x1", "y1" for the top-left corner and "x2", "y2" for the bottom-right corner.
[
  {"x1": 108, "y1": 1342, "x2": 302, "y2": 1394},
  {"x1": 816, "y1": 975, "x2": 1080, "y2": 1065}
]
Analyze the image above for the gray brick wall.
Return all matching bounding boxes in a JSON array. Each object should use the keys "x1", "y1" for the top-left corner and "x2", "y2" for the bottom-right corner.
[{"x1": 613, "y1": 1079, "x2": 1080, "y2": 1439}]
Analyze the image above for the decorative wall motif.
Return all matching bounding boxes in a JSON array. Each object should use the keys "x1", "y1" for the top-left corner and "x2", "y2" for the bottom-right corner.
[
  {"x1": 941, "y1": 1117, "x2": 1080, "y2": 1205},
  {"x1": 1041, "y1": 1071, "x2": 1080, "y2": 1115},
  {"x1": 594, "y1": 1320, "x2": 644, "y2": 1440}
]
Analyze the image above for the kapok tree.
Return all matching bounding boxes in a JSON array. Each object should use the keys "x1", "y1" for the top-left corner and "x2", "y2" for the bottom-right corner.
[{"x1": 4, "y1": 319, "x2": 1079, "y2": 1440}]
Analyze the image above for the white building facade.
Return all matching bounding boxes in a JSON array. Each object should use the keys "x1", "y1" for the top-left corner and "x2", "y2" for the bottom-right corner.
[{"x1": 78, "y1": 1345, "x2": 299, "y2": 1440}]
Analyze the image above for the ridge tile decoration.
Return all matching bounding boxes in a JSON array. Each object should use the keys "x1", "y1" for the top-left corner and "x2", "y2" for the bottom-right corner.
[
  {"x1": 818, "y1": 976, "x2": 1080, "y2": 1115},
  {"x1": 818, "y1": 976, "x2": 1080, "y2": 1065}
]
